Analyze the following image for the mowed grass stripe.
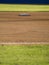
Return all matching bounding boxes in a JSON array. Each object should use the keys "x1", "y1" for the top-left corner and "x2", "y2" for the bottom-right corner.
[
  {"x1": 0, "y1": 45, "x2": 49, "y2": 65},
  {"x1": 0, "y1": 4, "x2": 49, "y2": 11}
]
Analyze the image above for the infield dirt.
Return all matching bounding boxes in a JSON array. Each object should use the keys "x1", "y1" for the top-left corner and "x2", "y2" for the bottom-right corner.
[{"x1": 0, "y1": 12, "x2": 49, "y2": 42}]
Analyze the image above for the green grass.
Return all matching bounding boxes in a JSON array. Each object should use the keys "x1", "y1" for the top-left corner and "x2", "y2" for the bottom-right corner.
[
  {"x1": 0, "y1": 45, "x2": 49, "y2": 65},
  {"x1": 0, "y1": 4, "x2": 49, "y2": 11}
]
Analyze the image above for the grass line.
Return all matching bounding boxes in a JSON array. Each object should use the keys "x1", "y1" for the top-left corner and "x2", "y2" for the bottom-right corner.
[{"x1": 0, "y1": 4, "x2": 49, "y2": 11}]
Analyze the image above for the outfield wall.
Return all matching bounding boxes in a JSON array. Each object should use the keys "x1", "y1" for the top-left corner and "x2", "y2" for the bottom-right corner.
[{"x1": 0, "y1": 0, "x2": 49, "y2": 4}]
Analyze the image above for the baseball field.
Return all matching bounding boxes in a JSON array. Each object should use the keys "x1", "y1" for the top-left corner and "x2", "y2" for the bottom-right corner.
[
  {"x1": 0, "y1": 4, "x2": 49, "y2": 42},
  {"x1": 0, "y1": 4, "x2": 49, "y2": 65}
]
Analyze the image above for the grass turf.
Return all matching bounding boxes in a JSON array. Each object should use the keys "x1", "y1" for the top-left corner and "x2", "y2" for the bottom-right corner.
[
  {"x1": 0, "y1": 4, "x2": 49, "y2": 11},
  {"x1": 0, "y1": 45, "x2": 49, "y2": 65}
]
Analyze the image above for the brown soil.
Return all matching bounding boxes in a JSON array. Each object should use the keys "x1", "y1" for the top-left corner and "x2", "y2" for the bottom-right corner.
[{"x1": 0, "y1": 12, "x2": 49, "y2": 43}]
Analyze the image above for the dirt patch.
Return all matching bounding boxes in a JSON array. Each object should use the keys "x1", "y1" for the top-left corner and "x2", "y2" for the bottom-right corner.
[{"x1": 0, "y1": 12, "x2": 49, "y2": 43}]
